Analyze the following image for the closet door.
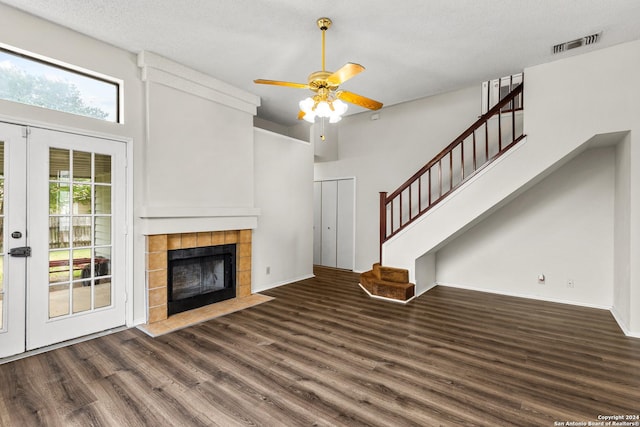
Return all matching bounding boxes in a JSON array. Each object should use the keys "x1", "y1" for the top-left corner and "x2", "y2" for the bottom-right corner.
[
  {"x1": 336, "y1": 179, "x2": 354, "y2": 270},
  {"x1": 312, "y1": 181, "x2": 322, "y2": 265},
  {"x1": 320, "y1": 180, "x2": 338, "y2": 267}
]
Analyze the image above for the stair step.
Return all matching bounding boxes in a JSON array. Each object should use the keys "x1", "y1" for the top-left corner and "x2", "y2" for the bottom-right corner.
[{"x1": 360, "y1": 265, "x2": 415, "y2": 302}]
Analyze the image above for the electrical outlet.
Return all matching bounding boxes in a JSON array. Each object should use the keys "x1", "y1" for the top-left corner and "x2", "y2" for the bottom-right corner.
[
  {"x1": 567, "y1": 279, "x2": 574, "y2": 288},
  {"x1": 266, "y1": 266, "x2": 270, "y2": 275}
]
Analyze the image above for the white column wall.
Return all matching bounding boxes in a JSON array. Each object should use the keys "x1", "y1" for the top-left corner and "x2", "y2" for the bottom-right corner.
[{"x1": 252, "y1": 129, "x2": 314, "y2": 291}]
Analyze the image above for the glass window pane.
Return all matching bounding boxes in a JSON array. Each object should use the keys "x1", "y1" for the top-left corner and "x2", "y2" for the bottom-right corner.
[
  {"x1": 72, "y1": 216, "x2": 92, "y2": 247},
  {"x1": 0, "y1": 179, "x2": 4, "y2": 216},
  {"x1": 94, "y1": 185, "x2": 111, "y2": 214},
  {"x1": 49, "y1": 283, "x2": 69, "y2": 318},
  {"x1": 0, "y1": 48, "x2": 119, "y2": 122},
  {"x1": 0, "y1": 217, "x2": 3, "y2": 253},
  {"x1": 95, "y1": 248, "x2": 111, "y2": 277},
  {"x1": 95, "y1": 279, "x2": 111, "y2": 309},
  {"x1": 72, "y1": 249, "x2": 92, "y2": 283},
  {"x1": 50, "y1": 148, "x2": 70, "y2": 181},
  {"x1": 72, "y1": 184, "x2": 92, "y2": 214},
  {"x1": 95, "y1": 154, "x2": 111, "y2": 184},
  {"x1": 73, "y1": 151, "x2": 92, "y2": 182},
  {"x1": 0, "y1": 293, "x2": 3, "y2": 330},
  {"x1": 72, "y1": 281, "x2": 92, "y2": 314},
  {"x1": 0, "y1": 255, "x2": 4, "y2": 293},
  {"x1": 49, "y1": 250, "x2": 70, "y2": 284},
  {"x1": 49, "y1": 216, "x2": 70, "y2": 249},
  {"x1": 94, "y1": 216, "x2": 111, "y2": 246},
  {"x1": 49, "y1": 183, "x2": 70, "y2": 214}
]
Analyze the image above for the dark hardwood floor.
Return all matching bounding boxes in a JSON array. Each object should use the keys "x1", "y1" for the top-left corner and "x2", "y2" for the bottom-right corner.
[{"x1": 1, "y1": 266, "x2": 639, "y2": 426}]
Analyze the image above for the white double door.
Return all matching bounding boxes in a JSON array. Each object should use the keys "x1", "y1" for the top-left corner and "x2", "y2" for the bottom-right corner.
[
  {"x1": 0, "y1": 123, "x2": 126, "y2": 358},
  {"x1": 313, "y1": 178, "x2": 355, "y2": 270}
]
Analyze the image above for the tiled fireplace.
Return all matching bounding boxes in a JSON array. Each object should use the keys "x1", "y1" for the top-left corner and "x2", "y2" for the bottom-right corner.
[{"x1": 145, "y1": 230, "x2": 252, "y2": 324}]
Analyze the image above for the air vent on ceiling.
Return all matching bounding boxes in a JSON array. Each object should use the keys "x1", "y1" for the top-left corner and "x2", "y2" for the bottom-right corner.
[{"x1": 553, "y1": 32, "x2": 601, "y2": 54}]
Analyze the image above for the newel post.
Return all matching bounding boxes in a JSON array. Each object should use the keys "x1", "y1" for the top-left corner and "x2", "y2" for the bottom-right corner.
[{"x1": 379, "y1": 192, "x2": 387, "y2": 264}]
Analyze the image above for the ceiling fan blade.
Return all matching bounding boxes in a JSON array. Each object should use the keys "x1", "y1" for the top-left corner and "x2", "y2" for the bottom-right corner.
[
  {"x1": 336, "y1": 90, "x2": 383, "y2": 110},
  {"x1": 327, "y1": 63, "x2": 365, "y2": 85},
  {"x1": 254, "y1": 79, "x2": 309, "y2": 89}
]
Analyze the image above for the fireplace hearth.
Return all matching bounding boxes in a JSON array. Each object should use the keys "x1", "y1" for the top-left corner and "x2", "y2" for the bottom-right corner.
[{"x1": 167, "y1": 244, "x2": 236, "y2": 315}]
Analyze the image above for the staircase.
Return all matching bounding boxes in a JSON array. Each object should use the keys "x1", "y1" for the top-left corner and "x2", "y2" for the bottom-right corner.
[
  {"x1": 359, "y1": 263, "x2": 415, "y2": 302},
  {"x1": 363, "y1": 82, "x2": 525, "y2": 301}
]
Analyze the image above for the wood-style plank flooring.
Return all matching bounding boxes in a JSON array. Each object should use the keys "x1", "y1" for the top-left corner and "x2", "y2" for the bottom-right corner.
[{"x1": 1, "y1": 266, "x2": 639, "y2": 426}]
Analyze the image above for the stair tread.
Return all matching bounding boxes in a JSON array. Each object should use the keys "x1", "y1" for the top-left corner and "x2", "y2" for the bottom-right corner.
[{"x1": 360, "y1": 265, "x2": 415, "y2": 301}]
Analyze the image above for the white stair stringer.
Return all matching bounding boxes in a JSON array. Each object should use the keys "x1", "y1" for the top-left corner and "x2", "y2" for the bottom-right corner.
[{"x1": 382, "y1": 131, "x2": 626, "y2": 296}]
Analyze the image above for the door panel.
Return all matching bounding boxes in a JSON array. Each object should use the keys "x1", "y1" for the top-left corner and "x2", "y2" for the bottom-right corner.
[
  {"x1": 313, "y1": 181, "x2": 322, "y2": 265},
  {"x1": 27, "y1": 128, "x2": 126, "y2": 350},
  {"x1": 320, "y1": 180, "x2": 337, "y2": 268},
  {"x1": 336, "y1": 179, "x2": 354, "y2": 270},
  {"x1": 0, "y1": 123, "x2": 27, "y2": 358}
]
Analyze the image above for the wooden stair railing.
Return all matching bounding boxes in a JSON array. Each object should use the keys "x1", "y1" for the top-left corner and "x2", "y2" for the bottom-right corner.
[{"x1": 379, "y1": 83, "x2": 525, "y2": 261}]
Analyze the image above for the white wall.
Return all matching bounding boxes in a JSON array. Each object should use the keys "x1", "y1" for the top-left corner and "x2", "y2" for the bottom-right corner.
[
  {"x1": 144, "y1": 81, "x2": 255, "y2": 209},
  {"x1": 523, "y1": 40, "x2": 640, "y2": 335},
  {"x1": 436, "y1": 147, "x2": 615, "y2": 308},
  {"x1": 252, "y1": 128, "x2": 314, "y2": 291},
  {"x1": 314, "y1": 85, "x2": 480, "y2": 272},
  {"x1": 0, "y1": 3, "x2": 146, "y2": 325}
]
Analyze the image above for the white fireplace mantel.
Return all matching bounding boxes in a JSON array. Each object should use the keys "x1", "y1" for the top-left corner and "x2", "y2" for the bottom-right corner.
[{"x1": 139, "y1": 206, "x2": 260, "y2": 235}]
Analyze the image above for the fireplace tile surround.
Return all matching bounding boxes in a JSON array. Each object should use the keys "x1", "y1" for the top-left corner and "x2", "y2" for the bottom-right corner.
[{"x1": 145, "y1": 229, "x2": 252, "y2": 324}]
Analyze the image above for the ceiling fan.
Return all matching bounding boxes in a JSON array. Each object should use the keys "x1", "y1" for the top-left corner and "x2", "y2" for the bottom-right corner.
[{"x1": 254, "y1": 17, "x2": 383, "y2": 124}]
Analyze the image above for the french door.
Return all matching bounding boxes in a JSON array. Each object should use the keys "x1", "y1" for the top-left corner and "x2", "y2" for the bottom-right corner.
[{"x1": 0, "y1": 123, "x2": 126, "y2": 358}]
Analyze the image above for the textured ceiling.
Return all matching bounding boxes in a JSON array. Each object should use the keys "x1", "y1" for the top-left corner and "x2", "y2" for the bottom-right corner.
[{"x1": 2, "y1": 0, "x2": 640, "y2": 126}]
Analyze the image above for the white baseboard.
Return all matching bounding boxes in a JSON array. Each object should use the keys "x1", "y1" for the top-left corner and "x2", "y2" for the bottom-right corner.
[
  {"x1": 436, "y1": 282, "x2": 611, "y2": 310},
  {"x1": 252, "y1": 274, "x2": 315, "y2": 293}
]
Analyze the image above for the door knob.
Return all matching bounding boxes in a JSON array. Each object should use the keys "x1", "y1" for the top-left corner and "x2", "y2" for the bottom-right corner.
[{"x1": 11, "y1": 231, "x2": 22, "y2": 239}]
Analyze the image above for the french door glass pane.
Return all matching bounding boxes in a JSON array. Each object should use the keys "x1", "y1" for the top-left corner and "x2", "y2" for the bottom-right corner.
[
  {"x1": 94, "y1": 185, "x2": 111, "y2": 214},
  {"x1": 72, "y1": 216, "x2": 91, "y2": 247},
  {"x1": 49, "y1": 283, "x2": 70, "y2": 318},
  {"x1": 49, "y1": 217, "x2": 70, "y2": 249},
  {"x1": 94, "y1": 216, "x2": 111, "y2": 246},
  {"x1": 95, "y1": 279, "x2": 111, "y2": 309},
  {"x1": 49, "y1": 250, "x2": 70, "y2": 283},
  {"x1": 48, "y1": 148, "x2": 113, "y2": 319},
  {"x1": 72, "y1": 151, "x2": 91, "y2": 182},
  {"x1": 49, "y1": 149, "x2": 70, "y2": 181},
  {"x1": 72, "y1": 281, "x2": 91, "y2": 314},
  {"x1": 49, "y1": 183, "x2": 70, "y2": 215},
  {"x1": 95, "y1": 154, "x2": 111, "y2": 183}
]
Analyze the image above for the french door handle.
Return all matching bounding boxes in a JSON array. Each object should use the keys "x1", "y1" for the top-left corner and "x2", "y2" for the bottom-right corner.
[{"x1": 8, "y1": 246, "x2": 32, "y2": 257}]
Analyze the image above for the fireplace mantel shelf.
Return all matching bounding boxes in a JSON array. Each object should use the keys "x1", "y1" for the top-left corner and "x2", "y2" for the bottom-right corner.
[
  {"x1": 139, "y1": 208, "x2": 261, "y2": 235},
  {"x1": 139, "y1": 206, "x2": 261, "y2": 219}
]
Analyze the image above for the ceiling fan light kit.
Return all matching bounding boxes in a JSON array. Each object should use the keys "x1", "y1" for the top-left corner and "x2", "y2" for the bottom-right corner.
[{"x1": 254, "y1": 17, "x2": 382, "y2": 125}]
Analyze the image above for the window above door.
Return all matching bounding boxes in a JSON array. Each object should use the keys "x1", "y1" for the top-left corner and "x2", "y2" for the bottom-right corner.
[{"x1": 0, "y1": 45, "x2": 121, "y2": 123}]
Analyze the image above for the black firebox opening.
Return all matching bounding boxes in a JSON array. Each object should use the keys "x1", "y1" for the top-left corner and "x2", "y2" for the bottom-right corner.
[{"x1": 167, "y1": 244, "x2": 236, "y2": 315}]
